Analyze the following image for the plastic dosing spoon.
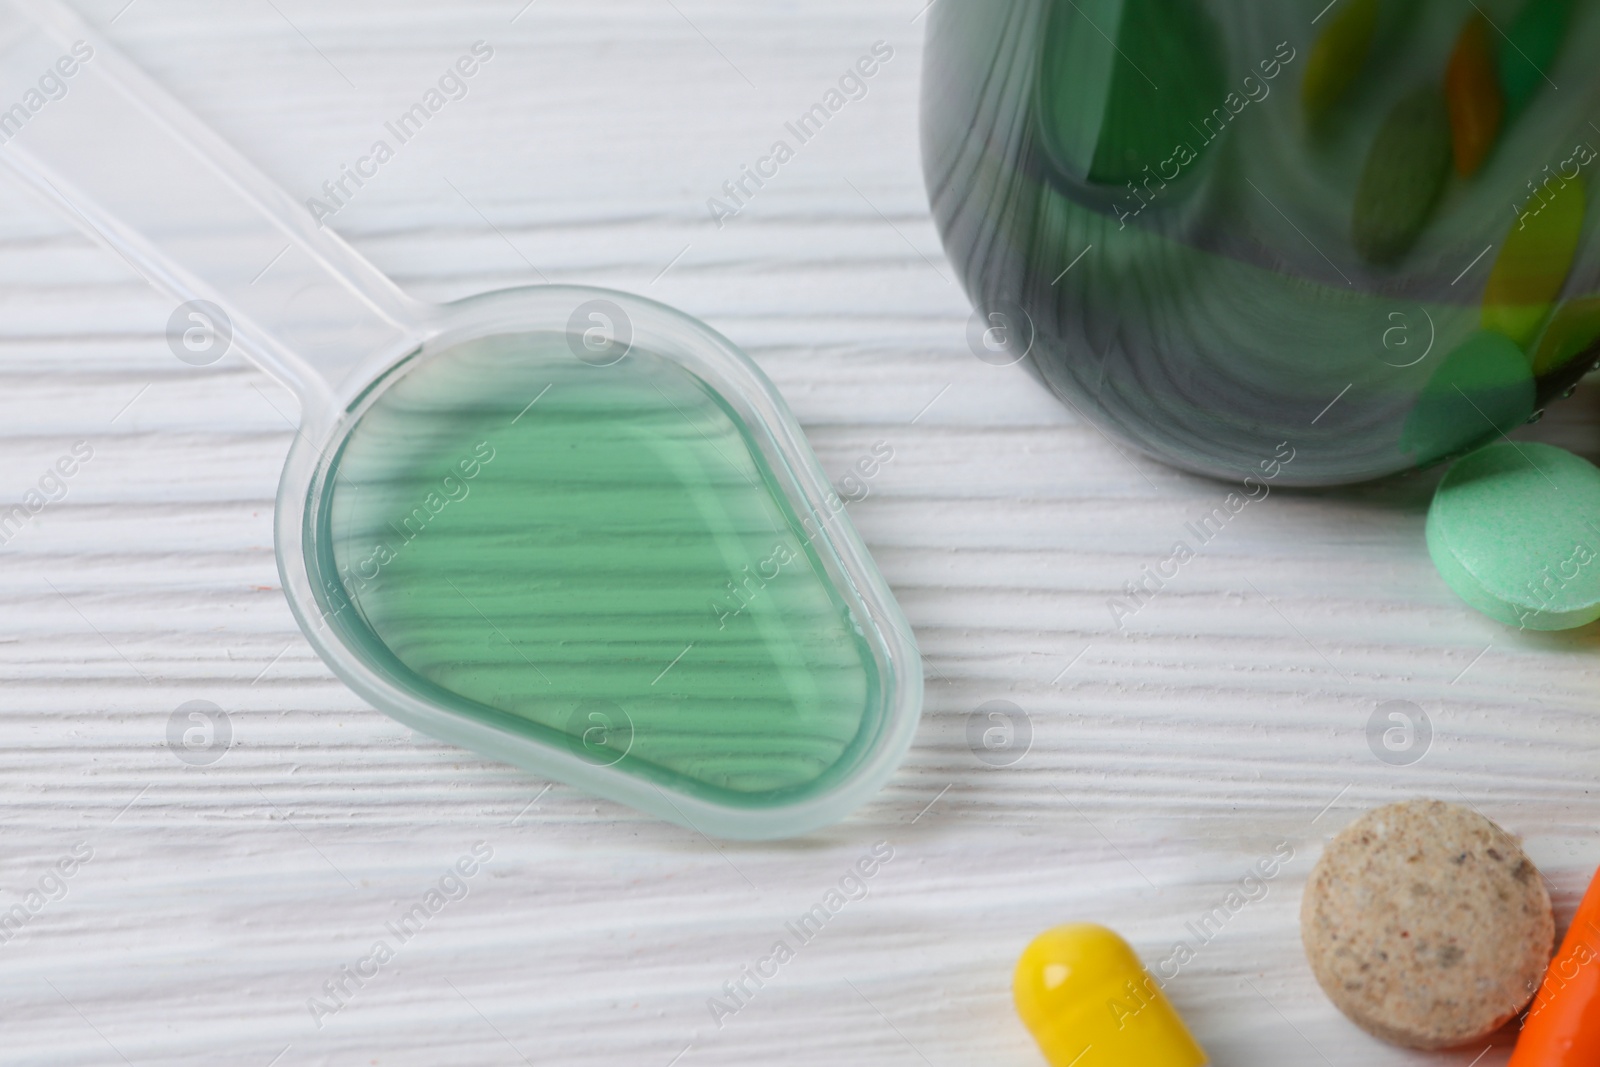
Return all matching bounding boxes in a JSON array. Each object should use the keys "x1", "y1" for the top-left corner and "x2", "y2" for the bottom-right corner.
[{"x1": 0, "y1": 0, "x2": 922, "y2": 839}]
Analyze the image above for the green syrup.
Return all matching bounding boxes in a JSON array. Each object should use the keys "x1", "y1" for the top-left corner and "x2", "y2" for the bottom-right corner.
[{"x1": 315, "y1": 332, "x2": 880, "y2": 808}]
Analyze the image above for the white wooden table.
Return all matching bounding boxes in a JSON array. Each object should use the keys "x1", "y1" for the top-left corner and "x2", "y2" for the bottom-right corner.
[{"x1": 2, "y1": 2, "x2": 1597, "y2": 1064}]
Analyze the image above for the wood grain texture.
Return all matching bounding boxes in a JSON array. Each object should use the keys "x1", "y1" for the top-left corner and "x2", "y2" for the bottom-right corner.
[{"x1": 1, "y1": 2, "x2": 1598, "y2": 1065}]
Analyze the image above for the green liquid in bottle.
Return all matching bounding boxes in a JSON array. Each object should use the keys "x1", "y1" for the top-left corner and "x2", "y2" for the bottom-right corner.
[{"x1": 314, "y1": 332, "x2": 881, "y2": 808}]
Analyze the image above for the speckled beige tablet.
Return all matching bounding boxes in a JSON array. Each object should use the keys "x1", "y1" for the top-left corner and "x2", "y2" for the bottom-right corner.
[{"x1": 1301, "y1": 799, "x2": 1553, "y2": 1050}]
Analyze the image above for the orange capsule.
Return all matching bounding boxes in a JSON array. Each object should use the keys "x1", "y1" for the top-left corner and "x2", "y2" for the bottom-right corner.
[
  {"x1": 1508, "y1": 865, "x2": 1600, "y2": 1066},
  {"x1": 1445, "y1": 14, "x2": 1504, "y2": 177}
]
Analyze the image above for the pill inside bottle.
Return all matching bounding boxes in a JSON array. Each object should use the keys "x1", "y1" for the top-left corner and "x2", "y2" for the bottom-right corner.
[{"x1": 306, "y1": 331, "x2": 886, "y2": 808}]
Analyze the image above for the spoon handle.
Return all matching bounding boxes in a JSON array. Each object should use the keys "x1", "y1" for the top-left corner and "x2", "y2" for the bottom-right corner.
[{"x1": 0, "y1": 0, "x2": 425, "y2": 419}]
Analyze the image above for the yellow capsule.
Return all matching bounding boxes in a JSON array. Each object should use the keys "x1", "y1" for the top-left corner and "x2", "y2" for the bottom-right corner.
[
  {"x1": 1531, "y1": 296, "x2": 1600, "y2": 377},
  {"x1": 1482, "y1": 175, "x2": 1585, "y2": 348},
  {"x1": 1014, "y1": 924, "x2": 1208, "y2": 1067},
  {"x1": 1302, "y1": 0, "x2": 1378, "y2": 127}
]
